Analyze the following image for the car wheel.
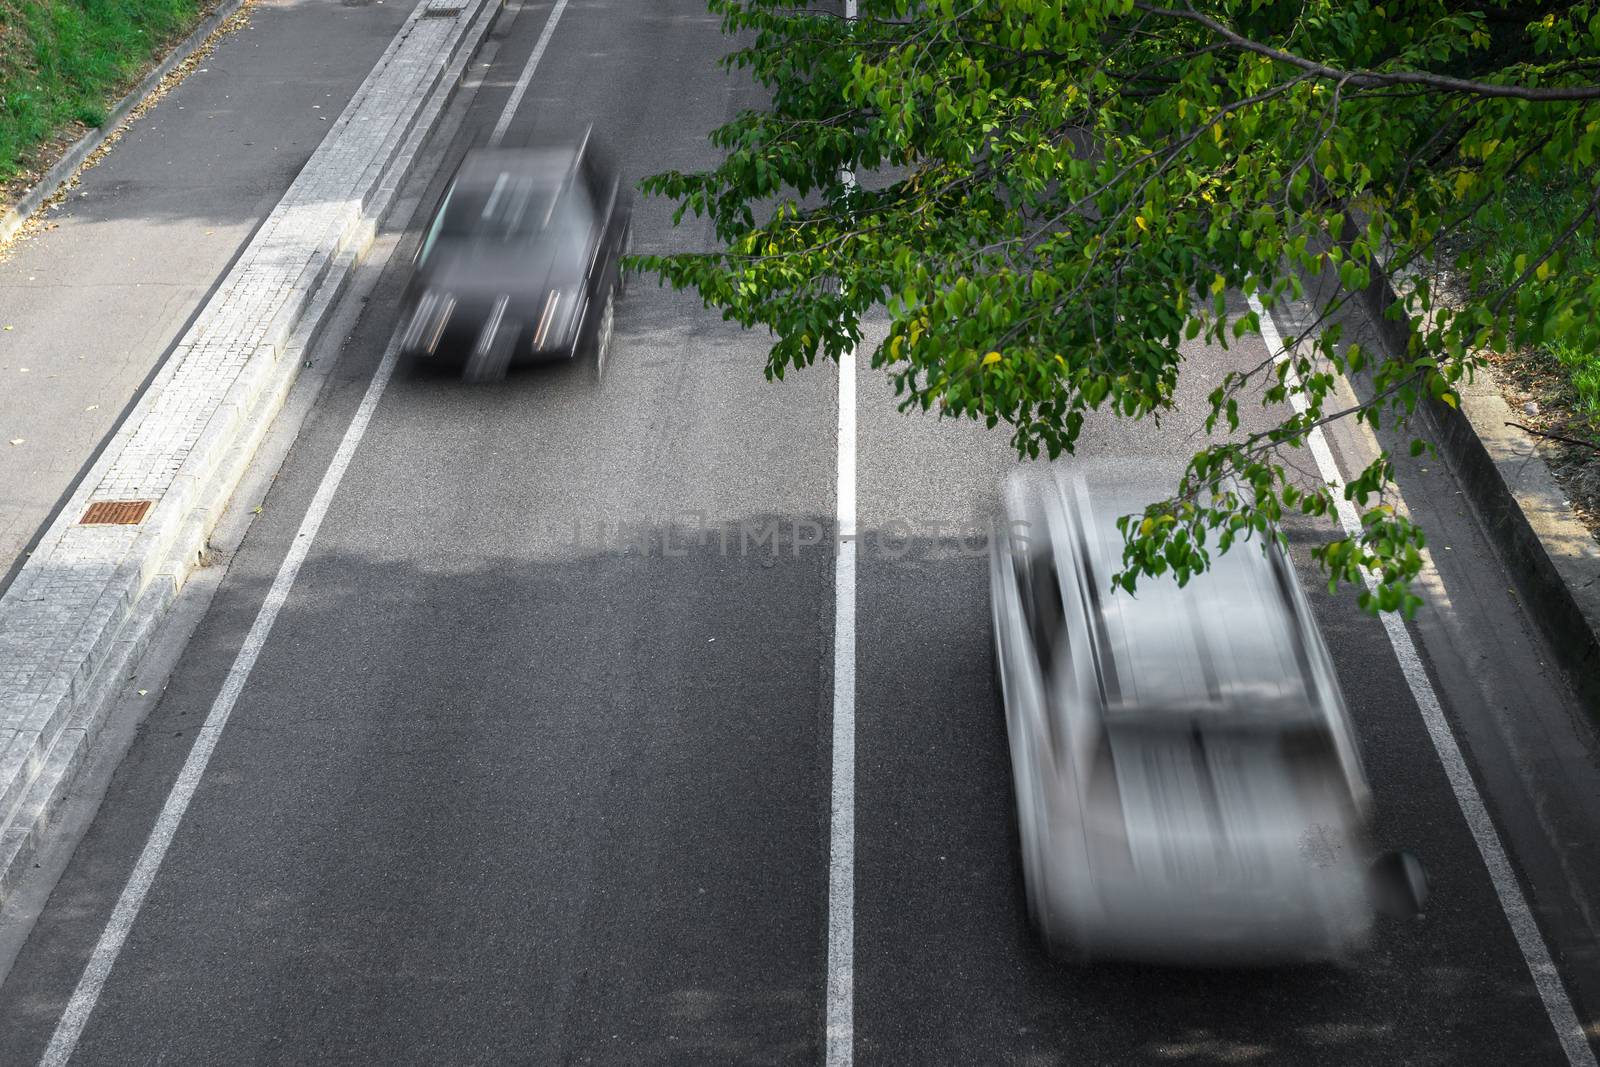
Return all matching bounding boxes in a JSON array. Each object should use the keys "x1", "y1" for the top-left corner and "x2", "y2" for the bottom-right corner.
[
  {"x1": 1016, "y1": 795, "x2": 1045, "y2": 932},
  {"x1": 590, "y1": 286, "x2": 615, "y2": 382},
  {"x1": 1013, "y1": 776, "x2": 1090, "y2": 966}
]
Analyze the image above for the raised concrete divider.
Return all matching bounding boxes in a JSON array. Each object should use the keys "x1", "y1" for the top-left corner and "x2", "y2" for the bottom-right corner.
[
  {"x1": 1354, "y1": 266, "x2": 1600, "y2": 718},
  {"x1": 0, "y1": 0, "x2": 502, "y2": 899}
]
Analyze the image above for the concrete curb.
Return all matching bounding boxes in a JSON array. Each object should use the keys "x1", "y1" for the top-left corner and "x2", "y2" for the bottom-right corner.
[
  {"x1": 0, "y1": 0, "x2": 503, "y2": 903},
  {"x1": 0, "y1": 224, "x2": 368, "y2": 901},
  {"x1": 1354, "y1": 269, "x2": 1600, "y2": 716},
  {"x1": 0, "y1": 0, "x2": 250, "y2": 250}
]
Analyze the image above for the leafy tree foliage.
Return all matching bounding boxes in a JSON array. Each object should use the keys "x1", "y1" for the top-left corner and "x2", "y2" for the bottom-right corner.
[{"x1": 637, "y1": 1, "x2": 1600, "y2": 613}]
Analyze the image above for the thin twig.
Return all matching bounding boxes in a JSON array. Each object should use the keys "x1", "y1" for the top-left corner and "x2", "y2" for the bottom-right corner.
[{"x1": 1506, "y1": 421, "x2": 1600, "y2": 453}]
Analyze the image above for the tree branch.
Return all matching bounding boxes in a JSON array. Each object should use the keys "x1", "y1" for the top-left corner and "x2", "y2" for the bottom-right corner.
[
  {"x1": 1507, "y1": 421, "x2": 1600, "y2": 453},
  {"x1": 1488, "y1": 169, "x2": 1600, "y2": 317},
  {"x1": 1134, "y1": 2, "x2": 1600, "y2": 101}
]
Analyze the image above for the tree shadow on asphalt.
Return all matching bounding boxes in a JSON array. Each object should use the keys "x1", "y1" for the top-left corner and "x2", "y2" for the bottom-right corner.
[{"x1": 0, "y1": 510, "x2": 1561, "y2": 1066}]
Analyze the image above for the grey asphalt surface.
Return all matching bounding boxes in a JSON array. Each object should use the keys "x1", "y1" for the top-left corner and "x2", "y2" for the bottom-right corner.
[
  {"x1": 1, "y1": 0, "x2": 1598, "y2": 1064},
  {"x1": 850, "y1": 351, "x2": 1578, "y2": 1064},
  {"x1": 0, "y1": 0, "x2": 415, "y2": 586}
]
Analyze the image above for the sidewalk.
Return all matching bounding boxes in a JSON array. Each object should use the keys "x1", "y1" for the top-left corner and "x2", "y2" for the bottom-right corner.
[
  {"x1": 0, "y1": 0, "x2": 415, "y2": 587},
  {"x1": 0, "y1": 0, "x2": 500, "y2": 901}
]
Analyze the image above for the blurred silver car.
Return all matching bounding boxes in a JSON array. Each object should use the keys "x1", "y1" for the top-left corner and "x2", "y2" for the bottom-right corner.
[{"x1": 990, "y1": 461, "x2": 1413, "y2": 965}]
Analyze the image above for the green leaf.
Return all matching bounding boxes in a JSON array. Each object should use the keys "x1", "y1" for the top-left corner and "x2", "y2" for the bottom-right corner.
[{"x1": 638, "y1": 0, "x2": 1576, "y2": 616}]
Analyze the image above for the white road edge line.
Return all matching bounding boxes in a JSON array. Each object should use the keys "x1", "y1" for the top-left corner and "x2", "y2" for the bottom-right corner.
[
  {"x1": 1249, "y1": 292, "x2": 1598, "y2": 1067},
  {"x1": 37, "y1": 3, "x2": 570, "y2": 1060},
  {"x1": 488, "y1": 0, "x2": 569, "y2": 147},
  {"x1": 37, "y1": 341, "x2": 404, "y2": 1067}
]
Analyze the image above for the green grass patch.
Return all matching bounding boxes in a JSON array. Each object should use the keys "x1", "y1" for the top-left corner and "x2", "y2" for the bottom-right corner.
[
  {"x1": 0, "y1": 0, "x2": 207, "y2": 188},
  {"x1": 1468, "y1": 176, "x2": 1600, "y2": 425}
]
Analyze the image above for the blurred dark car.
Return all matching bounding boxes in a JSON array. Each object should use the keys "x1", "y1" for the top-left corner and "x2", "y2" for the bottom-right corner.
[{"x1": 398, "y1": 131, "x2": 631, "y2": 380}]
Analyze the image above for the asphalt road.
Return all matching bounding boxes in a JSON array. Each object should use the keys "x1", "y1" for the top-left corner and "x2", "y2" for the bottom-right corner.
[{"x1": 1, "y1": 0, "x2": 1598, "y2": 1064}]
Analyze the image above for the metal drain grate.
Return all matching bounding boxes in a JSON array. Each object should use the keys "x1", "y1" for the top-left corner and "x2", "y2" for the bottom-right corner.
[
  {"x1": 422, "y1": 3, "x2": 465, "y2": 16},
  {"x1": 80, "y1": 500, "x2": 154, "y2": 525}
]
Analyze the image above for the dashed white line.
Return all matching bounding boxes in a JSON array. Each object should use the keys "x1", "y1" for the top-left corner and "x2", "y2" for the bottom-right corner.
[
  {"x1": 37, "y1": 3, "x2": 570, "y2": 1061},
  {"x1": 1249, "y1": 292, "x2": 1598, "y2": 1067},
  {"x1": 489, "y1": 0, "x2": 569, "y2": 146}
]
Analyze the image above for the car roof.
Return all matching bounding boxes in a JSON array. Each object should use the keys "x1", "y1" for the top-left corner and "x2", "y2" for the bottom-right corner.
[{"x1": 1007, "y1": 460, "x2": 1315, "y2": 713}]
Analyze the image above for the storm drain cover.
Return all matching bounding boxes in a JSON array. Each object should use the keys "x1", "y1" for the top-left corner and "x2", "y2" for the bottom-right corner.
[
  {"x1": 80, "y1": 500, "x2": 154, "y2": 525},
  {"x1": 422, "y1": 3, "x2": 465, "y2": 16}
]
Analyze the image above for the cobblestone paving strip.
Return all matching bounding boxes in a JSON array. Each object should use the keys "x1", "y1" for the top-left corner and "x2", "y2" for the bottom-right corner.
[{"x1": 0, "y1": 0, "x2": 498, "y2": 898}]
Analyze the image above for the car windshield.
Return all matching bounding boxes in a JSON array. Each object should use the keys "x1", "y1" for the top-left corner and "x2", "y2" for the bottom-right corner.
[{"x1": 418, "y1": 176, "x2": 596, "y2": 277}]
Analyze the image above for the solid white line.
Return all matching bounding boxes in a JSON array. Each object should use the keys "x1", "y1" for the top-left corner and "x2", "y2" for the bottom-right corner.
[
  {"x1": 1249, "y1": 293, "x2": 1598, "y2": 1067},
  {"x1": 38, "y1": 335, "x2": 404, "y2": 1067},
  {"x1": 488, "y1": 0, "x2": 569, "y2": 146},
  {"x1": 39, "y1": 5, "x2": 570, "y2": 1061},
  {"x1": 825, "y1": 129, "x2": 860, "y2": 1065},
  {"x1": 825, "y1": 333, "x2": 857, "y2": 1067}
]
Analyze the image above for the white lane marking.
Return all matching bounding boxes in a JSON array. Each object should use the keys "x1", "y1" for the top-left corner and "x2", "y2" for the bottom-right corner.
[
  {"x1": 825, "y1": 134, "x2": 859, "y2": 1066},
  {"x1": 1249, "y1": 293, "x2": 1598, "y2": 1067},
  {"x1": 826, "y1": 331, "x2": 857, "y2": 1067},
  {"x1": 38, "y1": 335, "x2": 403, "y2": 1067},
  {"x1": 488, "y1": 0, "x2": 569, "y2": 146},
  {"x1": 38, "y1": 5, "x2": 571, "y2": 1061}
]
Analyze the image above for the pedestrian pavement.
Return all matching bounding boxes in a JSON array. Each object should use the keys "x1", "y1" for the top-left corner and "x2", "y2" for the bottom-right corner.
[
  {"x1": 0, "y1": 0, "x2": 499, "y2": 902},
  {"x1": 0, "y1": 0, "x2": 416, "y2": 585}
]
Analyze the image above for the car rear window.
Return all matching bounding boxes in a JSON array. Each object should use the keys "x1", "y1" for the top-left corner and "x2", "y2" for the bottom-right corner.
[{"x1": 1097, "y1": 544, "x2": 1314, "y2": 712}]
